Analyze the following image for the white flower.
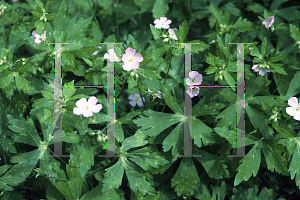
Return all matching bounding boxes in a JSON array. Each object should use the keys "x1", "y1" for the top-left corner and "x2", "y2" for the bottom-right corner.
[
  {"x1": 73, "y1": 96, "x2": 102, "y2": 117},
  {"x1": 154, "y1": 17, "x2": 172, "y2": 29},
  {"x1": 168, "y1": 28, "x2": 178, "y2": 40},
  {"x1": 104, "y1": 49, "x2": 121, "y2": 62},
  {"x1": 286, "y1": 97, "x2": 300, "y2": 121}
]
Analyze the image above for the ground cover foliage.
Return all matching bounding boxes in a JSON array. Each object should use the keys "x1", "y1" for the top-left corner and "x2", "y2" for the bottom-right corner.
[{"x1": 0, "y1": 0, "x2": 300, "y2": 199}]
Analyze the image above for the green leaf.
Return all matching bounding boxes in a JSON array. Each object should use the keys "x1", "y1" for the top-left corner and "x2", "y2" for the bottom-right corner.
[
  {"x1": 178, "y1": 20, "x2": 189, "y2": 43},
  {"x1": 245, "y1": 76, "x2": 266, "y2": 98},
  {"x1": 124, "y1": 159, "x2": 156, "y2": 195},
  {"x1": 159, "y1": 82, "x2": 183, "y2": 114},
  {"x1": 35, "y1": 21, "x2": 44, "y2": 35},
  {"x1": 133, "y1": 110, "x2": 183, "y2": 137},
  {"x1": 15, "y1": 74, "x2": 31, "y2": 93},
  {"x1": 245, "y1": 103, "x2": 274, "y2": 139},
  {"x1": 290, "y1": 24, "x2": 300, "y2": 41},
  {"x1": 216, "y1": 103, "x2": 237, "y2": 129},
  {"x1": 151, "y1": 0, "x2": 169, "y2": 19},
  {"x1": 234, "y1": 142, "x2": 261, "y2": 186},
  {"x1": 193, "y1": 98, "x2": 226, "y2": 117},
  {"x1": 249, "y1": 45, "x2": 261, "y2": 58},
  {"x1": 191, "y1": 118, "x2": 214, "y2": 148},
  {"x1": 223, "y1": 71, "x2": 236, "y2": 92},
  {"x1": 45, "y1": 0, "x2": 53, "y2": 12},
  {"x1": 0, "y1": 10, "x2": 25, "y2": 27},
  {"x1": 196, "y1": 150, "x2": 230, "y2": 179},
  {"x1": 115, "y1": 121, "x2": 125, "y2": 143},
  {"x1": 171, "y1": 157, "x2": 200, "y2": 197},
  {"x1": 288, "y1": 137, "x2": 300, "y2": 189},
  {"x1": 80, "y1": 184, "x2": 125, "y2": 200},
  {"x1": 66, "y1": 16, "x2": 93, "y2": 39},
  {"x1": 62, "y1": 80, "x2": 76, "y2": 101},
  {"x1": 102, "y1": 159, "x2": 124, "y2": 193},
  {"x1": 7, "y1": 114, "x2": 42, "y2": 147},
  {"x1": 262, "y1": 140, "x2": 289, "y2": 175},
  {"x1": 62, "y1": 131, "x2": 85, "y2": 143},
  {"x1": 191, "y1": 42, "x2": 210, "y2": 53},
  {"x1": 121, "y1": 130, "x2": 148, "y2": 153},
  {"x1": 62, "y1": 40, "x2": 84, "y2": 52},
  {"x1": 136, "y1": 67, "x2": 162, "y2": 80},
  {"x1": 268, "y1": 63, "x2": 287, "y2": 75},
  {"x1": 31, "y1": 51, "x2": 49, "y2": 62},
  {"x1": 149, "y1": 24, "x2": 161, "y2": 42},
  {"x1": 127, "y1": 77, "x2": 137, "y2": 89},
  {"x1": 284, "y1": 71, "x2": 300, "y2": 101},
  {"x1": 261, "y1": 37, "x2": 268, "y2": 58},
  {"x1": 0, "y1": 72, "x2": 15, "y2": 89},
  {"x1": 162, "y1": 122, "x2": 184, "y2": 156}
]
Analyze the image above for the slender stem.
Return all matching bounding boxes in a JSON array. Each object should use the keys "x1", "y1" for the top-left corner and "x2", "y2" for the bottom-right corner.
[
  {"x1": 2, "y1": 151, "x2": 6, "y2": 165},
  {"x1": 87, "y1": 0, "x2": 102, "y2": 33},
  {"x1": 47, "y1": 147, "x2": 68, "y2": 166},
  {"x1": 136, "y1": 77, "x2": 146, "y2": 110},
  {"x1": 161, "y1": 103, "x2": 167, "y2": 113},
  {"x1": 2, "y1": 27, "x2": 7, "y2": 48}
]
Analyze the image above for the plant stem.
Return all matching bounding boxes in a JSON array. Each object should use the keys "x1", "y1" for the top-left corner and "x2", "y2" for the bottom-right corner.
[
  {"x1": 2, "y1": 151, "x2": 6, "y2": 165},
  {"x1": 2, "y1": 27, "x2": 7, "y2": 48},
  {"x1": 47, "y1": 147, "x2": 68, "y2": 166},
  {"x1": 87, "y1": 0, "x2": 102, "y2": 33},
  {"x1": 136, "y1": 77, "x2": 146, "y2": 110}
]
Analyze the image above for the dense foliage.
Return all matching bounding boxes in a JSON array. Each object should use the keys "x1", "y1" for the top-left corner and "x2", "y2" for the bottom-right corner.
[{"x1": 0, "y1": 0, "x2": 300, "y2": 199}]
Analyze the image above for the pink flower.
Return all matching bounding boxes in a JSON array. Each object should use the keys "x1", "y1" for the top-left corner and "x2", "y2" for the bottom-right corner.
[
  {"x1": 122, "y1": 47, "x2": 143, "y2": 71},
  {"x1": 73, "y1": 96, "x2": 102, "y2": 117},
  {"x1": 262, "y1": 16, "x2": 274, "y2": 28},
  {"x1": 154, "y1": 17, "x2": 172, "y2": 29},
  {"x1": 168, "y1": 28, "x2": 178, "y2": 40},
  {"x1": 128, "y1": 93, "x2": 145, "y2": 107},
  {"x1": 186, "y1": 86, "x2": 199, "y2": 98},
  {"x1": 286, "y1": 97, "x2": 300, "y2": 121},
  {"x1": 92, "y1": 46, "x2": 102, "y2": 55},
  {"x1": 30, "y1": 30, "x2": 51, "y2": 45},
  {"x1": 104, "y1": 48, "x2": 121, "y2": 62},
  {"x1": 186, "y1": 71, "x2": 202, "y2": 86},
  {"x1": 252, "y1": 63, "x2": 271, "y2": 76}
]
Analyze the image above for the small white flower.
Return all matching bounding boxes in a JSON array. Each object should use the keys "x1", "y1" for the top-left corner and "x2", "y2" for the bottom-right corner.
[
  {"x1": 73, "y1": 96, "x2": 102, "y2": 117},
  {"x1": 286, "y1": 97, "x2": 300, "y2": 121},
  {"x1": 153, "y1": 17, "x2": 172, "y2": 29},
  {"x1": 104, "y1": 48, "x2": 121, "y2": 62}
]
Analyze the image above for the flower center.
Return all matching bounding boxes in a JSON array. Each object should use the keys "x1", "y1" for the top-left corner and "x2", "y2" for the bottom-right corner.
[
  {"x1": 296, "y1": 105, "x2": 300, "y2": 112},
  {"x1": 192, "y1": 78, "x2": 195, "y2": 83},
  {"x1": 128, "y1": 57, "x2": 134, "y2": 62},
  {"x1": 85, "y1": 104, "x2": 90, "y2": 111}
]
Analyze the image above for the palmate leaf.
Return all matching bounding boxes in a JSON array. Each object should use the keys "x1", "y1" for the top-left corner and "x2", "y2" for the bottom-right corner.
[
  {"x1": 80, "y1": 184, "x2": 125, "y2": 200},
  {"x1": 151, "y1": 0, "x2": 169, "y2": 19},
  {"x1": 162, "y1": 122, "x2": 184, "y2": 156},
  {"x1": 284, "y1": 71, "x2": 300, "y2": 101},
  {"x1": 190, "y1": 117, "x2": 214, "y2": 148},
  {"x1": 171, "y1": 157, "x2": 200, "y2": 197},
  {"x1": 101, "y1": 159, "x2": 124, "y2": 193}
]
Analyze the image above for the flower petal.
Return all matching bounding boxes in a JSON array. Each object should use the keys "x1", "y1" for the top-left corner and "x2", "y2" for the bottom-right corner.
[
  {"x1": 294, "y1": 112, "x2": 300, "y2": 121},
  {"x1": 91, "y1": 104, "x2": 102, "y2": 113},
  {"x1": 108, "y1": 49, "x2": 116, "y2": 55},
  {"x1": 128, "y1": 94, "x2": 134, "y2": 100},
  {"x1": 76, "y1": 98, "x2": 88, "y2": 108},
  {"x1": 122, "y1": 62, "x2": 133, "y2": 71},
  {"x1": 129, "y1": 100, "x2": 136, "y2": 107},
  {"x1": 186, "y1": 87, "x2": 194, "y2": 98},
  {"x1": 186, "y1": 78, "x2": 193, "y2": 86},
  {"x1": 193, "y1": 87, "x2": 200, "y2": 96},
  {"x1": 125, "y1": 48, "x2": 136, "y2": 57},
  {"x1": 137, "y1": 99, "x2": 144, "y2": 107},
  {"x1": 88, "y1": 96, "x2": 98, "y2": 105},
  {"x1": 134, "y1": 53, "x2": 143, "y2": 62},
  {"x1": 286, "y1": 107, "x2": 296, "y2": 116},
  {"x1": 131, "y1": 61, "x2": 140, "y2": 70},
  {"x1": 73, "y1": 107, "x2": 84, "y2": 115},
  {"x1": 288, "y1": 97, "x2": 299, "y2": 107},
  {"x1": 82, "y1": 110, "x2": 93, "y2": 117}
]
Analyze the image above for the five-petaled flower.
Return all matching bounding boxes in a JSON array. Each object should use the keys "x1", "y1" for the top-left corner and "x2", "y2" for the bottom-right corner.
[
  {"x1": 154, "y1": 17, "x2": 172, "y2": 29},
  {"x1": 128, "y1": 93, "x2": 145, "y2": 107},
  {"x1": 104, "y1": 48, "x2": 121, "y2": 62},
  {"x1": 92, "y1": 46, "x2": 102, "y2": 56},
  {"x1": 251, "y1": 63, "x2": 271, "y2": 76},
  {"x1": 168, "y1": 28, "x2": 178, "y2": 40},
  {"x1": 30, "y1": 30, "x2": 51, "y2": 45},
  {"x1": 122, "y1": 47, "x2": 143, "y2": 71},
  {"x1": 186, "y1": 86, "x2": 200, "y2": 98},
  {"x1": 262, "y1": 16, "x2": 274, "y2": 28},
  {"x1": 186, "y1": 71, "x2": 202, "y2": 86},
  {"x1": 286, "y1": 97, "x2": 300, "y2": 121},
  {"x1": 73, "y1": 96, "x2": 102, "y2": 117}
]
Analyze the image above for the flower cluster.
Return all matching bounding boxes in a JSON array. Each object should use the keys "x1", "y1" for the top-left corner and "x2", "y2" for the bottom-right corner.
[
  {"x1": 251, "y1": 62, "x2": 271, "y2": 76},
  {"x1": 30, "y1": 30, "x2": 51, "y2": 45},
  {"x1": 146, "y1": 89, "x2": 162, "y2": 102},
  {"x1": 185, "y1": 71, "x2": 202, "y2": 98},
  {"x1": 153, "y1": 17, "x2": 178, "y2": 42}
]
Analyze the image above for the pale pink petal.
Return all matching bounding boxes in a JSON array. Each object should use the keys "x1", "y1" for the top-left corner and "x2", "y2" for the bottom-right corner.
[
  {"x1": 131, "y1": 61, "x2": 140, "y2": 70},
  {"x1": 91, "y1": 104, "x2": 102, "y2": 113},
  {"x1": 129, "y1": 100, "x2": 136, "y2": 107},
  {"x1": 166, "y1": 20, "x2": 172, "y2": 24},
  {"x1": 125, "y1": 48, "x2": 136, "y2": 57},
  {"x1": 73, "y1": 107, "x2": 84, "y2": 115},
  {"x1": 133, "y1": 93, "x2": 140, "y2": 98},
  {"x1": 108, "y1": 49, "x2": 115, "y2": 55},
  {"x1": 186, "y1": 87, "x2": 194, "y2": 98},
  {"x1": 76, "y1": 98, "x2": 88, "y2": 108},
  {"x1": 134, "y1": 53, "x2": 143, "y2": 62},
  {"x1": 252, "y1": 65, "x2": 259, "y2": 72},
  {"x1": 137, "y1": 98, "x2": 145, "y2": 107},
  {"x1": 157, "y1": 91, "x2": 162, "y2": 98},
  {"x1": 92, "y1": 51, "x2": 99, "y2": 55},
  {"x1": 122, "y1": 62, "x2": 133, "y2": 71},
  {"x1": 88, "y1": 96, "x2": 98, "y2": 105},
  {"x1": 83, "y1": 110, "x2": 93, "y2": 117},
  {"x1": 288, "y1": 97, "x2": 299, "y2": 107},
  {"x1": 32, "y1": 30, "x2": 37, "y2": 37},
  {"x1": 286, "y1": 107, "x2": 296, "y2": 116},
  {"x1": 154, "y1": 19, "x2": 160, "y2": 24},
  {"x1": 115, "y1": 57, "x2": 121, "y2": 62},
  {"x1": 186, "y1": 78, "x2": 193, "y2": 86},
  {"x1": 122, "y1": 54, "x2": 130, "y2": 62},
  {"x1": 160, "y1": 17, "x2": 167, "y2": 21},
  {"x1": 294, "y1": 112, "x2": 300, "y2": 121},
  {"x1": 258, "y1": 70, "x2": 265, "y2": 76}
]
